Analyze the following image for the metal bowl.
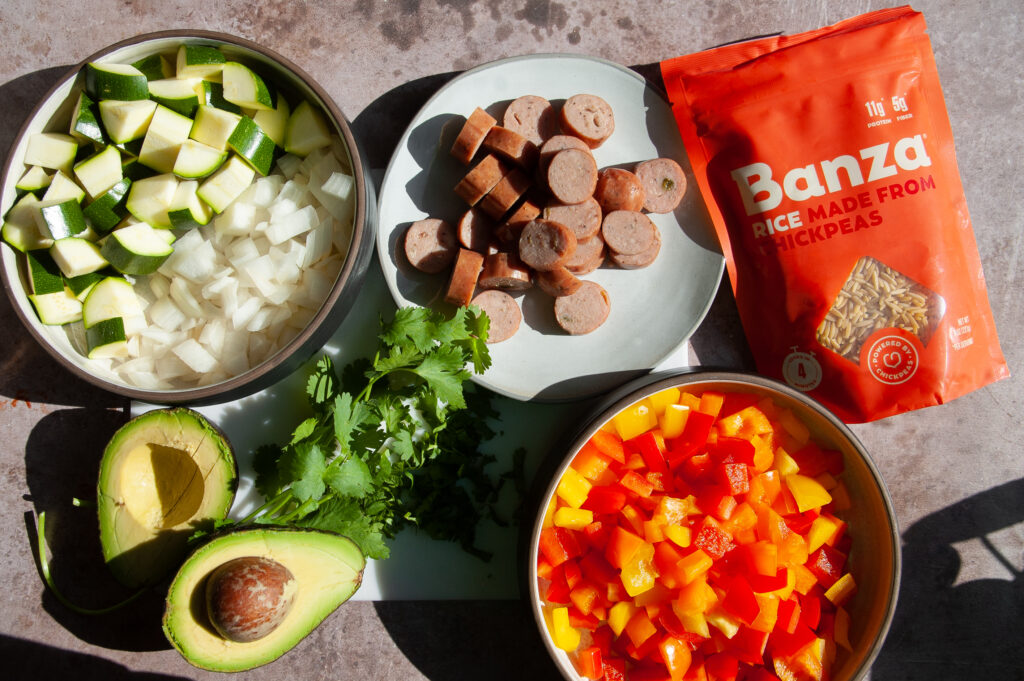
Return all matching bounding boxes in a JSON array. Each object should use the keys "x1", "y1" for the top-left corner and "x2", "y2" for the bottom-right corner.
[
  {"x1": 0, "y1": 30, "x2": 376, "y2": 404},
  {"x1": 527, "y1": 369, "x2": 900, "y2": 681}
]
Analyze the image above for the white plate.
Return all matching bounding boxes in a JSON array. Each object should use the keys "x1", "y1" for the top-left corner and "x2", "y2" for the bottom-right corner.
[{"x1": 376, "y1": 53, "x2": 724, "y2": 401}]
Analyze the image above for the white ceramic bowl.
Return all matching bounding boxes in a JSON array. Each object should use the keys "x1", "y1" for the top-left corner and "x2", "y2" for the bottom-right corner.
[
  {"x1": 527, "y1": 369, "x2": 899, "y2": 681},
  {"x1": 0, "y1": 30, "x2": 376, "y2": 404}
]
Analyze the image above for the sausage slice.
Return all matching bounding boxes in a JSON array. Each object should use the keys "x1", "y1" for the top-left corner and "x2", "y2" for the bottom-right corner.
[
  {"x1": 518, "y1": 218, "x2": 577, "y2": 272},
  {"x1": 594, "y1": 168, "x2": 646, "y2": 213},
  {"x1": 502, "y1": 95, "x2": 558, "y2": 147},
  {"x1": 454, "y1": 154, "x2": 509, "y2": 206},
  {"x1": 457, "y1": 208, "x2": 493, "y2": 253},
  {"x1": 482, "y1": 126, "x2": 539, "y2": 169},
  {"x1": 478, "y1": 168, "x2": 532, "y2": 220},
  {"x1": 543, "y1": 196, "x2": 602, "y2": 240},
  {"x1": 559, "y1": 94, "x2": 615, "y2": 148},
  {"x1": 554, "y1": 280, "x2": 611, "y2": 335},
  {"x1": 565, "y1": 234, "x2": 606, "y2": 275},
  {"x1": 635, "y1": 158, "x2": 687, "y2": 213},
  {"x1": 601, "y1": 210, "x2": 659, "y2": 256},
  {"x1": 546, "y1": 148, "x2": 598, "y2": 205},
  {"x1": 444, "y1": 248, "x2": 485, "y2": 306},
  {"x1": 403, "y1": 218, "x2": 458, "y2": 273},
  {"x1": 471, "y1": 289, "x2": 522, "y2": 343},
  {"x1": 450, "y1": 107, "x2": 497, "y2": 165},
  {"x1": 538, "y1": 134, "x2": 591, "y2": 174},
  {"x1": 609, "y1": 225, "x2": 662, "y2": 269},
  {"x1": 536, "y1": 266, "x2": 583, "y2": 298},
  {"x1": 478, "y1": 252, "x2": 532, "y2": 291}
]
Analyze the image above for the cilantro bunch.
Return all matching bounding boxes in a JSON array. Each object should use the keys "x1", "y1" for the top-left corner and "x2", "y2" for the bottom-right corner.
[{"x1": 232, "y1": 305, "x2": 513, "y2": 561}]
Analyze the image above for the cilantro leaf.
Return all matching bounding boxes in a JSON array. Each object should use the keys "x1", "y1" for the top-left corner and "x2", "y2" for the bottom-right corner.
[
  {"x1": 279, "y1": 441, "x2": 326, "y2": 503},
  {"x1": 289, "y1": 417, "x2": 319, "y2": 445},
  {"x1": 413, "y1": 345, "x2": 470, "y2": 408},
  {"x1": 382, "y1": 307, "x2": 435, "y2": 353},
  {"x1": 333, "y1": 393, "x2": 369, "y2": 454},
  {"x1": 323, "y1": 456, "x2": 373, "y2": 498}
]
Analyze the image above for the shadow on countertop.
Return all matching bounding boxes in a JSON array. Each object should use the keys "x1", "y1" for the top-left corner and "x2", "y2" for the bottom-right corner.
[{"x1": 0, "y1": 636, "x2": 188, "y2": 680}]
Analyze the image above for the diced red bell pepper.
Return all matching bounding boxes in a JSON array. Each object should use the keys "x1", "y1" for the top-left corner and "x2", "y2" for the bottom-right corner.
[
  {"x1": 564, "y1": 559, "x2": 582, "y2": 589},
  {"x1": 768, "y1": 622, "x2": 817, "y2": 658},
  {"x1": 646, "y1": 471, "x2": 670, "y2": 493},
  {"x1": 717, "y1": 462, "x2": 750, "y2": 496},
  {"x1": 569, "y1": 607, "x2": 602, "y2": 631},
  {"x1": 539, "y1": 526, "x2": 582, "y2": 567},
  {"x1": 667, "y1": 411, "x2": 716, "y2": 467},
  {"x1": 744, "y1": 665, "x2": 782, "y2": 681},
  {"x1": 576, "y1": 645, "x2": 604, "y2": 679},
  {"x1": 798, "y1": 591, "x2": 822, "y2": 630},
  {"x1": 583, "y1": 520, "x2": 612, "y2": 548},
  {"x1": 722, "y1": 575, "x2": 760, "y2": 624},
  {"x1": 629, "y1": 430, "x2": 670, "y2": 475},
  {"x1": 694, "y1": 515, "x2": 734, "y2": 562},
  {"x1": 775, "y1": 598, "x2": 802, "y2": 635},
  {"x1": 544, "y1": 564, "x2": 571, "y2": 604},
  {"x1": 696, "y1": 485, "x2": 738, "y2": 521},
  {"x1": 629, "y1": 665, "x2": 673, "y2": 681},
  {"x1": 584, "y1": 486, "x2": 628, "y2": 515},
  {"x1": 704, "y1": 651, "x2": 739, "y2": 681},
  {"x1": 805, "y1": 545, "x2": 847, "y2": 589},
  {"x1": 783, "y1": 508, "x2": 819, "y2": 535},
  {"x1": 581, "y1": 550, "x2": 619, "y2": 585},
  {"x1": 711, "y1": 437, "x2": 756, "y2": 466},
  {"x1": 591, "y1": 430, "x2": 627, "y2": 464},
  {"x1": 679, "y1": 453, "x2": 714, "y2": 483},
  {"x1": 602, "y1": 657, "x2": 627, "y2": 681},
  {"x1": 749, "y1": 569, "x2": 788, "y2": 593},
  {"x1": 733, "y1": 626, "x2": 770, "y2": 665}
]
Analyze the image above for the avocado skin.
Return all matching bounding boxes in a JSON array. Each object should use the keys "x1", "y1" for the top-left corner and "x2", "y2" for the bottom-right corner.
[
  {"x1": 162, "y1": 526, "x2": 365, "y2": 672},
  {"x1": 97, "y1": 407, "x2": 237, "y2": 589}
]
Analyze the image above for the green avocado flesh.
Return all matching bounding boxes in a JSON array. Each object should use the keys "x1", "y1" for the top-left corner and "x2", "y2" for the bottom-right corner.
[
  {"x1": 162, "y1": 527, "x2": 365, "y2": 672},
  {"x1": 97, "y1": 408, "x2": 237, "y2": 589}
]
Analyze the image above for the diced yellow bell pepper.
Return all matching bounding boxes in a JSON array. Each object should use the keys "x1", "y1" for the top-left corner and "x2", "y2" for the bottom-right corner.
[
  {"x1": 542, "y1": 495, "x2": 558, "y2": 528},
  {"x1": 778, "y1": 408, "x2": 810, "y2": 446},
  {"x1": 654, "y1": 495, "x2": 699, "y2": 525},
  {"x1": 612, "y1": 401, "x2": 657, "y2": 441},
  {"x1": 608, "y1": 600, "x2": 638, "y2": 636},
  {"x1": 806, "y1": 514, "x2": 841, "y2": 552},
  {"x1": 774, "y1": 448, "x2": 801, "y2": 477},
  {"x1": 824, "y1": 572, "x2": 857, "y2": 606},
  {"x1": 556, "y1": 467, "x2": 592, "y2": 509},
  {"x1": 678, "y1": 392, "x2": 701, "y2": 410},
  {"x1": 621, "y1": 543, "x2": 658, "y2": 597},
  {"x1": 643, "y1": 519, "x2": 665, "y2": 543},
  {"x1": 664, "y1": 524, "x2": 692, "y2": 548},
  {"x1": 647, "y1": 387, "x2": 681, "y2": 415},
  {"x1": 659, "y1": 403, "x2": 691, "y2": 439},
  {"x1": 785, "y1": 474, "x2": 833, "y2": 513},
  {"x1": 671, "y1": 604, "x2": 711, "y2": 638},
  {"x1": 705, "y1": 606, "x2": 741, "y2": 639},
  {"x1": 550, "y1": 606, "x2": 581, "y2": 651},
  {"x1": 553, "y1": 506, "x2": 593, "y2": 530},
  {"x1": 833, "y1": 606, "x2": 853, "y2": 651}
]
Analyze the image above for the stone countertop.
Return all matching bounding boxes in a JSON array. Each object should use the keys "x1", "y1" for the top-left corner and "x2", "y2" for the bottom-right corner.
[{"x1": 1, "y1": 1, "x2": 1021, "y2": 679}]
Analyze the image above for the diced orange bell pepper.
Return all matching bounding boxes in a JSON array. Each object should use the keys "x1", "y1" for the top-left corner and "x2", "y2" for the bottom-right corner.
[
  {"x1": 659, "y1": 635, "x2": 694, "y2": 681},
  {"x1": 748, "y1": 470, "x2": 782, "y2": 506},
  {"x1": 655, "y1": 495, "x2": 699, "y2": 525},
  {"x1": 575, "y1": 645, "x2": 604, "y2": 680},
  {"x1": 698, "y1": 391, "x2": 725, "y2": 418},
  {"x1": 675, "y1": 548, "x2": 714, "y2": 586},
  {"x1": 749, "y1": 593, "x2": 780, "y2": 633},
  {"x1": 621, "y1": 503, "x2": 647, "y2": 535},
  {"x1": 621, "y1": 469, "x2": 656, "y2": 498},
  {"x1": 591, "y1": 429, "x2": 627, "y2": 464},
  {"x1": 744, "y1": 540, "x2": 778, "y2": 577},
  {"x1": 625, "y1": 609, "x2": 660, "y2": 648},
  {"x1": 606, "y1": 526, "x2": 647, "y2": 569},
  {"x1": 777, "y1": 532, "x2": 809, "y2": 568},
  {"x1": 573, "y1": 441, "x2": 614, "y2": 481},
  {"x1": 777, "y1": 408, "x2": 810, "y2": 446},
  {"x1": 569, "y1": 581, "x2": 602, "y2": 616}
]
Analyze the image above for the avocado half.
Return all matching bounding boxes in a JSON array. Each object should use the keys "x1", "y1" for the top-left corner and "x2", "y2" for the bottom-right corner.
[
  {"x1": 97, "y1": 408, "x2": 237, "y2": 589},
  {"x1": 162, "y1": 527, "x2": 365, "y2": 672}
]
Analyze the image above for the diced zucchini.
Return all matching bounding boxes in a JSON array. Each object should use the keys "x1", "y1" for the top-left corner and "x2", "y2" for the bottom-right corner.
[
  {"x1": 197, "y1": 155, "x2": 254, "y2": 213},
  {"x1": 176, "y1": 45, "x2": 226, "y2": 79},
  {"x1": 195, "y1": 80, "x2": 241, "y2": 114},
  {"x1": 83, "y1": 177, "x2": 132, "y2": 233},
  {"x1": 221, "y1": 62, "x2": 273, "y2": 111},
  {"x1": 24, "y1": 132, "x2": 79, "y2": 172},
  {"x1": 41, "y1": 171, "x2": 86, "y2": 204},
  {"x1": 50, "y1": 237, "x2": 108, "y2": 278},
  {"x1": 85, "y1": 62, "x2": 149, "y2": 101},
  {"x1": 167, "y1": 180, "x2": 212, "y2": 229},
  {"x1": 1, "y1": 194, "x2": 51, "y2": 252},
  {"x1": 29, "y1": 287, "x2": 83, "y2": 325},
  {"x1": 101, "y1": 221, "x2": 175, "y2": 275},
  {"x1": 148, "y1": 77, "x2": 201, "y2": 117},
  {"x1": 253, "y1": 92, "x2": 290, "y2": 147},
  {"x1": 138, "y1": 105, "x2": 195, "y2": 173},
  {"x1": 99, "y1": 99, "x2": 158, "y2": 144},
  {"x1": 73, "y1": 145, "x2": 123, "y2": 199},
  {"x1": 35, "y1": 199, "x2": 88, "y2": 240},
  {"x1": 125, "y1": 173, "x2": 178, "y2": 228},
  {"x1": 131, "y1": 53, "x2": 174, "y2": 81},
  {"x1": 121, "y1": 156, "x2": 151, "y2": 182},
  {"x1": 82, "y1": 276, "x2": 145, "y2": 334},
  {"x1": 69, "y1": 91, "x2": 108, "y2": 145},
  {"x1": 65, "y1": 269, "x2": 107, "y2": 300},
  {"x1": 190, "y1": 105, "x2": 241, "y2": 151},
  {"x1": 227, "y1": 116, "x2": 275, "y2": 176},
  {"x1": 15, "y1": 166, "x2": 52, "y2": 197},
  {"x1": 85, "y1": 316, "x2": 129, "y2": 358},
  {"x1": 26, "y1": 249, "x2": 65, "y2": 295},
  {"x1": 172, "y1": 139, "x2": 227, "y2": 179}
]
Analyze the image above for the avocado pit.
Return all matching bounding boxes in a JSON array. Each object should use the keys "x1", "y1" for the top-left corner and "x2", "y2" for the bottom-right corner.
[{"x1": 206, "y1": 556, "x2": 296, "y2": 642}]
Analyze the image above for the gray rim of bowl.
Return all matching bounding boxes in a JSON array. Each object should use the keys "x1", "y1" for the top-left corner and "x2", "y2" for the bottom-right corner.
[
  {"x1": 527, "y1": 368, "x2": 901, "y2": 681},
  {"x1": 0, "y1": 29, "x2": 370, "y2": 403}
]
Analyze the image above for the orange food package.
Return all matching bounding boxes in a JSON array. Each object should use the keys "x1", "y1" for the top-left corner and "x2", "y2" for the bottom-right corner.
[{"x1": 661, "y1": 6, "x2": 1008, "y2": 423}]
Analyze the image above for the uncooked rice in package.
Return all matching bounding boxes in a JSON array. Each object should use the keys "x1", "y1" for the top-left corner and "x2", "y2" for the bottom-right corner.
[{"x1": 661, "y1": 6, "x2": 1008, "y2": 422}]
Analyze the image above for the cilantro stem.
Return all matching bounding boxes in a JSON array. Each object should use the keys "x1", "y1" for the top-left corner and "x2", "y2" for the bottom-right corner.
[{"x1": 240, "y1": 490, "x2": 293, "y2": 524}]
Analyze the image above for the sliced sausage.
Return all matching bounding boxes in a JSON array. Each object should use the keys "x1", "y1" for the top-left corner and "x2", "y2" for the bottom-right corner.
[
  {"x1": 565, "y1": 234, "x2": 606, "y2": 275},
  {"x1": 538, "y1": 134, "x2": 591, "y2": 174},
  {"x1": 594, "y1": 168, "x2": 646, "y2": 213},
  {"x1": 560, "y1": 94, "x2": 615, "y2": 149},
  {"x1": 554, "y1": 280, "x2": 610, "y2": 335},
  {"x1": 601, "y1": 210, "x2": 659, "y2": 256},
  {"x1": 518, "y1": 219, "x2": 577, "y2": 272},
  {"x1": 494, "y1": 199, "x2": 541, "y2": 249},
  {"x1": 471, "y1": 289, "x2": 522, "y2": 343},
  {"x1": 543, "y1": 197, "x2": 602, "y2": 240},
  {"x1": 482, "y1": 126, "x2": 538, "y2": 169},
  {"x1": 457, "y1": 207, "x2": 493, "y2": 253},
  {"x1": 502, "y1": 95, "x2": 558, "y2": 147},
  {"x1": 478, "y1": 252, "x2": 532, "y2": 291},
  {"x1": 450, "y1": 107, "x2": 497, "y2": 165},
  {"x1": 444, "y1": 248, "x2": 485, "y2": 306},
  {"x1": 454, "y1": 154, "x2": 509, "y2": 206},
  {"x1": 403, "y1": 218, "x2": 458, "y2": 274},
  {"x1": 635, "y1": 158, "x2": 687, "y2": 213},
  {"x1": 546, "y1": 148, "x2": 598, "y2": 205},
  {"x1": 536, "y1": 266, "x2": 583, "y2": 298},
  {"x1": 609, "y1": 225, "x2": 661, "y2": 269},
  {"x1": 479, "y1": 168, "x2": 532, "y2": 220}
]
